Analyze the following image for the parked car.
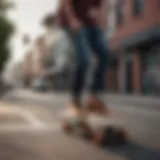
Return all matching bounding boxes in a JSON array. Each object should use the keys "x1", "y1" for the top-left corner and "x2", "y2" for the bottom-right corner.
[{"x1": 32, "y1": 78, "x2": 48, "y2": 92}]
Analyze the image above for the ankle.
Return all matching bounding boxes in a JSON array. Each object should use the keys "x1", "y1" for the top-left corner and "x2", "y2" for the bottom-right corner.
[
  {"x1": 88, "y1": 94, "x2": 100, "y2": 101},
  {"x1": 72, "y1": 96, "x2": 82, "y2": 107}
]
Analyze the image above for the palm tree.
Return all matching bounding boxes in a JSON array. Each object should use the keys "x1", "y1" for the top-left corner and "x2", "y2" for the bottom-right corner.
[
  {"x1": 0, "y1": 0, "x2": 14, "y2": 94},
  {"x1": 0, "y1": 0, "x2": 14, "y2": 11},
  {"x1": 0, "y1": 0, "x2": 14, "y2": 72}
]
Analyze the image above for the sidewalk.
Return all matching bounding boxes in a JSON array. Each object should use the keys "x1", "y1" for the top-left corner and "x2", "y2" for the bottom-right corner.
[
  {"x1": 4, "y1": 89, "x2": 160, "y2": 111},
  {"x1": 106, "y1": 93, "x2": 160, "y2": 111},
  {"x1": 1, "y1": 89, "x2": 160, "y2": 160},
  {"x1": 106, "y1": 92, "x2": 160, "y2": 104}
]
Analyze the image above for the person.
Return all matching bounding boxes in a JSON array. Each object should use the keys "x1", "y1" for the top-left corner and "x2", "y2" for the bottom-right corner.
[{"x1": 58, "y1": 0, "x2": 111, "y2": 118}]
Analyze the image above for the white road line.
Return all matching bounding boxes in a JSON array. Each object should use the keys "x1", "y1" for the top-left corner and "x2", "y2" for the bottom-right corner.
[
  {"x1": 0, "y1": 124, "x2": 60, "y2": 133},
  {"x1": 17, "y1": 108, "x2": 44, "y2": 127},
  {"x1": 0, "y1": 107, "x2": 19, "y2": 114},
  {"x1": 0, "y1": 106, "x2": 44, "y2": 128},
  {"x1": 0, "y1": 106, "x2": 61, "y2": 133}
]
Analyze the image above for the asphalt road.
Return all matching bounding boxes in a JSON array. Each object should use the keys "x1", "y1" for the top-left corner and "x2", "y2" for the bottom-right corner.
[{"x1": 0, "y1": 89, "x2": 160, "y2": 160}]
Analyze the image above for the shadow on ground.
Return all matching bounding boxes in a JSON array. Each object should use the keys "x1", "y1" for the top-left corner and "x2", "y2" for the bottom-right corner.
[{"x1": 107, "y1": 142, "x2": 160, "y2": 160}]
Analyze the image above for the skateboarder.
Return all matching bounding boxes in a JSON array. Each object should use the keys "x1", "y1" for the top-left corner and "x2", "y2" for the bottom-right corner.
[{"x1": 58, "y1": 0, "x2": 111, "y2": 118}]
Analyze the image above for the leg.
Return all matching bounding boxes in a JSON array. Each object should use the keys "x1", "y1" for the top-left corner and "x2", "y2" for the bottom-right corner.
[
  {"x1": 86, "y1": 25, "x2": 111, "y2": 114},
  {"x1": 62, "y1": 28, "x2": 92, "y2": 131},
  {"x1": 89, "y1": 26, "x2": 111, "y2": 93},
  {"x1": 66, "y1": 28, "x2": 92, "y2": 109}
]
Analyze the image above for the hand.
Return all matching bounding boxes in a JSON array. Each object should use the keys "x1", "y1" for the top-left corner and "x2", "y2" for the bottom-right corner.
[
  {"x1": 69, "y1": 18, "x2": 82, "y2": 32},
  {"x1": 88, "y1": 8, "x2": 99, "y2": 20}
]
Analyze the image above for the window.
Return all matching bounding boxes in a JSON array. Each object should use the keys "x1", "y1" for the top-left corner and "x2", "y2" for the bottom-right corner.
[
  {"x1": 134, "y1": 0, "x2": 144, "y2": 16},
  {"x1": 107, "y1": 0, "x2": 117, "y2": 38},
  {"x1": 116, "y1": 0, "x2": 125, "y2": 26},
  {"x1": 142, "y1": 46, "x2": 160, "y2": 95}
]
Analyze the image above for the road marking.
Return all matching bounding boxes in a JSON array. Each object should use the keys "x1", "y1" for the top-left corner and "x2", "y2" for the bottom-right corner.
[
  {"x1": 0, "y1": 123, "x2": 60, "y2": 133},
  {"x1": 0, "y1": 104, "x2": 44, "y2": 127},
  {"x1": 18, "y1": 108, "x2": 44, "y2": 127},
  {"x1": 0, "y1": 103, "x2": 53, "y2": 133},
  {"x1": 0, "y1": 102, "x2": 62, "y2": 133},
  {"x1": 0, "y1": 105, "x2": 20, "y2": 114}
]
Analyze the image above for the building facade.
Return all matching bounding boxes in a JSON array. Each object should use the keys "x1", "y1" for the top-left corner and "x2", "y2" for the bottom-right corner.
[
  {"x1": 42, "y1": 13, "x2": 75, "y2": 91},
  {"x1": 107, "y1": 0, "x2": 160, "y2": 95},
  {"x1": 32, "y1": 36, "x2": 48, "y2": 78},
  {"x1": 23, "y1": 51, "x2": 33, "y2": 87}
]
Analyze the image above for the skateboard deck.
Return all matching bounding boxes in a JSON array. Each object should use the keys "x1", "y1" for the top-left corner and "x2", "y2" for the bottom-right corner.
[
  {"x1": 87, "y1": 115, "x2": 127, "y2": 146},
  {"x1": 62, "y1": 112, "x2": 128, "y2": 146}
]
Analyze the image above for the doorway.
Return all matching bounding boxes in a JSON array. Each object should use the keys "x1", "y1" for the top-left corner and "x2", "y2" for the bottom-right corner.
[{"x1": 125, "y1": 55, "x2": 133, "y2": 93}]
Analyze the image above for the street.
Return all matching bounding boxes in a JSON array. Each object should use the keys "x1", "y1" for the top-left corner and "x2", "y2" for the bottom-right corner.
[{"x1": 0, "y1": 89, "x2": 160, "y2": 160}]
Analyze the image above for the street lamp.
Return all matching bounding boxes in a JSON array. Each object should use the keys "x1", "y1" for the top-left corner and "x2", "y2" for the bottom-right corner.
[{"x1": 22, "y1": 34, "x2": 31, "y2": 46}]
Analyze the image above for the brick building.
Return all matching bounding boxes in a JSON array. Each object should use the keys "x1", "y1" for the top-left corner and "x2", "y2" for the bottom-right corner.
[
  {"x1": 107, "y1": 0, "x2": 160, "y2": 95},
  {"x1": 23, "y1": 51, "x2": 33, "y2": 87}
]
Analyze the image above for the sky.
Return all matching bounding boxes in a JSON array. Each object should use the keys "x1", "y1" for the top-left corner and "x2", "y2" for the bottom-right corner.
[{"x1": 8, "y1": 0, "x2": 59, "y2": 62}]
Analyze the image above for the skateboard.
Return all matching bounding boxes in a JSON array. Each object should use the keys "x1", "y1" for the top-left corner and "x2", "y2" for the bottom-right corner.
[{"x1": 62, "y1": 114, "x2": 128, "y2": 147}]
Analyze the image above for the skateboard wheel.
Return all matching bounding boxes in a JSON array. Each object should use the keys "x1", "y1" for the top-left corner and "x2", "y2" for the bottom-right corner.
[
  {"x1": 93, "y1": 130, "x2": 105, "y2": 146},
  {"x1": 78, "y1": 122, "x2": 93, "y2": 140},
  {"x1": 117, "y1": 128, "x2": 128, "y2": 144},
  {"x1": 63, "y1": 122, "x2": 73, "y2": 133},
  {"x1": 81, "y1": 131, "x2": 93, "y2": 140},
  {"x1": 104, "y1": 127, "x2": 117, "y2": 145}
]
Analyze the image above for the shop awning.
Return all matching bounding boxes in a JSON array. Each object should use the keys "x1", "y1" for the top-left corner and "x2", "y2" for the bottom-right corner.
[{"x1": 122, "y1": 25, "x2": 160, "y2": 49}]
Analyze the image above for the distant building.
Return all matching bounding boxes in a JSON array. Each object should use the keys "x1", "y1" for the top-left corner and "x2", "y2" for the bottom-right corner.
[
  {"x1": 3, "y1": 60, "x2": 23, "y2": 87},
  {"x1": 42, "y1": 13, "x2": 75, "y2": 91},
  {"x1": 107, "y1": 0, "x2": 160, "y2": 95},
  {"x1": 11, "y1": 61, "x2": 24, "y2": 87},
  {"x1": 22, "y1": 34, "x2": 31, "y2": 46},
  {"x1": 23, "y1": 50, "x2": 33, "y2": 87},
  {"x1": 32, "y1": 36, "x2": 48, "y2": 77}
]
